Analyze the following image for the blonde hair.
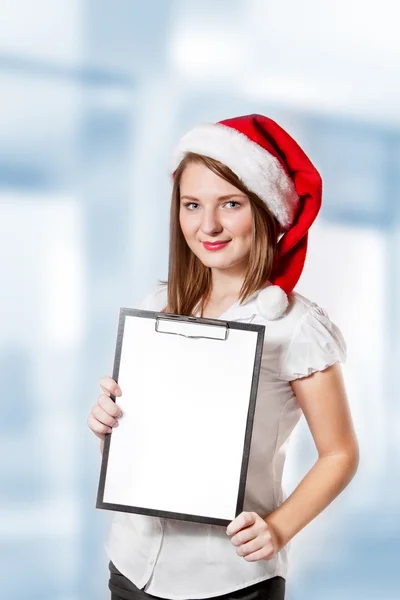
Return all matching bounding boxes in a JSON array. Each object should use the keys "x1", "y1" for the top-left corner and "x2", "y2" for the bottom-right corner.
[{"x1": 159, "y1": 152, "x2": 279, "y2": 315}]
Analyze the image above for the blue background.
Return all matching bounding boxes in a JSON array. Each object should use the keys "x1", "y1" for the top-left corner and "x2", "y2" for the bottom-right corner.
[{"x1": 1, "y1": 1, "x2": 399, "y2": 598}]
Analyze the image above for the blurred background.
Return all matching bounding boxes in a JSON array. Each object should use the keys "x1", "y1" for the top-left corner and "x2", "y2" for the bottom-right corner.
[{"x1": 1, "y1": 0, "x2": 399, "y2": 598}]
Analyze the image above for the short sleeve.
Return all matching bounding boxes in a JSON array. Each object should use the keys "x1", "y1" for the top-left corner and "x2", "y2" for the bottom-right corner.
[{"x1": 279, "y1": 304, "x2": 347, "y2": 381}]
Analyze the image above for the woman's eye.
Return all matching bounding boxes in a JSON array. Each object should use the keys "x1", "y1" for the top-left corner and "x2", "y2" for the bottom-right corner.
[{"x1": 182, "y1": 201, "x2": 241, "y2": 210}]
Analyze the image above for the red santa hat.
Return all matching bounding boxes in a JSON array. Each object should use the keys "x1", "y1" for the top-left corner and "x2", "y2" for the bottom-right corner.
[{"x1": 171, "y1": 113, "x2": 322, "y2": 320}]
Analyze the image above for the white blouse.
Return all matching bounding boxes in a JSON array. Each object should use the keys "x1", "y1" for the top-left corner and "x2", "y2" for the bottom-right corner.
[{"x1": 105, "y1": 283, "x2": 347, "y2": 599}]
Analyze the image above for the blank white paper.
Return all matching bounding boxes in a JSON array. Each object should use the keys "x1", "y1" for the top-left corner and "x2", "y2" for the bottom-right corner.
[{"x1": 103, "y1": 314, "x2": 259, "y2": 521}]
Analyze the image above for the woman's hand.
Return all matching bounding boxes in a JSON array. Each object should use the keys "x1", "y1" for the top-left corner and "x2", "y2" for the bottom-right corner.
[
  {"x1": 226, "y1": 511, "x2": 281, "y2": 562},
  {"x1": 87, "y1": 376, "x2": 123, "y2": 441}
]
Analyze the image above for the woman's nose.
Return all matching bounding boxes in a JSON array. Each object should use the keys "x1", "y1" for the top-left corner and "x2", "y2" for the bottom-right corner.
[{"x1": 201, "y1": 210, "x2": 222, "y2": 235}]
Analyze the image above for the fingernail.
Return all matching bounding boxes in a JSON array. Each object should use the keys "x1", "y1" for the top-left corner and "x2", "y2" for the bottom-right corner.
[
  {"x1": 118, "y1": 412, "x2": 123, "y2": 418},
  {"x1": 113, "y1": 420, "x2": 119, "y2": 427}
]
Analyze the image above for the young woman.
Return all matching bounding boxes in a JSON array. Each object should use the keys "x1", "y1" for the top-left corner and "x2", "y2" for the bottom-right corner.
[{"x1": 87, "y1": 114, "x2": 359, "y2": 600}]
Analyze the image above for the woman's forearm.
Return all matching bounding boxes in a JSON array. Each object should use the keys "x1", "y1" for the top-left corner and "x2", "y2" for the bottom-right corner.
[{"x1": 265, "y1": 451, "x2": 359, "y2": 550}]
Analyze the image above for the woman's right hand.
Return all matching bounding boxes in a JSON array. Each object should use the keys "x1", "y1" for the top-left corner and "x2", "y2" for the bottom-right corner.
[{"x1": 87, "y1": 376, "x2": 123, "y2": 442}]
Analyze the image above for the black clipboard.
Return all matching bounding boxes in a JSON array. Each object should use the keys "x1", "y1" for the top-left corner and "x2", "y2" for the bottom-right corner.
[{"x1": 96, "y1": 308, "x2": 265, "y2": 526}]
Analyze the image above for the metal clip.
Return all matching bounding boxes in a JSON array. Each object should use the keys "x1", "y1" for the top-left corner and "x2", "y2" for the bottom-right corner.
[{"x1": 155, "y1": 314, "x2": 229, "y2": 341}]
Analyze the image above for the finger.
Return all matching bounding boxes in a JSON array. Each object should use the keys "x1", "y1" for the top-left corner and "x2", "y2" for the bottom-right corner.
[
  {"x1": 96, "y1": 394, "x2": 123, "y2": 418},
  {"x1": 87, "y1": 413, "x2": 113, "y2": 435},
  {"x1": 99, "y1": 376, "x2": 122, "y2": 397},
  {"x1": 92, "y1": 404, "x2": 120, "y2": 427},
  {"x1": 236, "y1": 535, "x2": 265, "y2": 557},
  {"x1": 226, "y1": 512, "x2": 256, "y2": 536},
  {"x1": 243, "y1": 542, "x2": 275, "y2": 562},
  {"x1": 230, "y1": 524, "x2": 258, "y2": 546},
  {"x1": 231, "y1": 516, "x2": 267, "y2": 546}
]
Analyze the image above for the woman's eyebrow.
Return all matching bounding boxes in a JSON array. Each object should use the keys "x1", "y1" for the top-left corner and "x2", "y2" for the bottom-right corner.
[{"x1": 180, "y1": 194, "x2": 247, "y2": 201}]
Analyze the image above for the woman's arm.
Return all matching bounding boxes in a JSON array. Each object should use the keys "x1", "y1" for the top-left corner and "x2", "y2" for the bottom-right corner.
[{"x1": 265, "y1": 362, "x2": 359, "y2": 551}]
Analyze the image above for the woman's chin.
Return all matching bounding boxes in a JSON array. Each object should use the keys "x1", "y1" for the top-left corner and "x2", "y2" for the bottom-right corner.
[{"x1": 198, "y1": 255, "x2": 237, "y2": 270}]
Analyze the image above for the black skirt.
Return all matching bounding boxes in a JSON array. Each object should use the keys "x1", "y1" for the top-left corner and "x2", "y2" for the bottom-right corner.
[{"x1": 108, "y1": 560, "x2": 286, "y2": 600}]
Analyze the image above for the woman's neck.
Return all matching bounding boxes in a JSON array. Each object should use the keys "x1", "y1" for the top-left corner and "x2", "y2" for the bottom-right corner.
[{"x1": 209, "y1": 269, "x2": 246, "y2": 302}]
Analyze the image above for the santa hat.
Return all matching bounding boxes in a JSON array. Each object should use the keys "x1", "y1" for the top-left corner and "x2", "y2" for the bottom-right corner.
[{"x1": 171, "y1": 114, "x2": 322, "y2": 320}]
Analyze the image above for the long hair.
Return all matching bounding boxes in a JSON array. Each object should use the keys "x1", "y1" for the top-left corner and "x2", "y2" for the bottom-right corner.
[{"x1": 159, "y1": 152, "x2": 280, "y2": 315}]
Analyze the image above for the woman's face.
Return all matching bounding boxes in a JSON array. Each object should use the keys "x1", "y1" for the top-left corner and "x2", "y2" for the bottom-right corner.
[{"x1": 179, "y1": 161, "x2": 253, "y2": 274}]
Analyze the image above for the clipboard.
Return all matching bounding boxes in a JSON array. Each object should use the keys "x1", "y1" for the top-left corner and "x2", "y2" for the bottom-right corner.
[{"x1": 96, "y1": 308, "x2": 265, "y2": 527}]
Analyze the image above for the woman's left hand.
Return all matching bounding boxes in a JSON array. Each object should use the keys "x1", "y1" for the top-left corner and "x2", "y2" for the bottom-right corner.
[{"x1": 226, "y1": 511, "x2": 281, "y2": 562}]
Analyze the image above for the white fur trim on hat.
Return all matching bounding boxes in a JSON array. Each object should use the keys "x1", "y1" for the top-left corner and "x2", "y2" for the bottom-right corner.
[
  {"x1": 256, "y1": 285, "x2": 289, "y2": 320},
  {"x1": 171, "y1": 123, "x2": 300, "y2": 231}
]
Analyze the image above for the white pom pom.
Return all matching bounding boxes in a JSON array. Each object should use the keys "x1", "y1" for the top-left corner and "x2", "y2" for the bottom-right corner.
[{"x1": 256, "y1": 285, "x2": 289, "y2": 320}]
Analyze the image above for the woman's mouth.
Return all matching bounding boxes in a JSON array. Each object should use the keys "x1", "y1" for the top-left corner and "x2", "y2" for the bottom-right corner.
[{"x1": 202, "y1": 240, "x2": 231, "y2": 251}]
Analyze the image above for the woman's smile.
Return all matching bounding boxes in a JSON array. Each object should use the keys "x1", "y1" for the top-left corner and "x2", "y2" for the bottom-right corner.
[{"x1": 202, "y1": 240, "x2": 231, "y2": 251}]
